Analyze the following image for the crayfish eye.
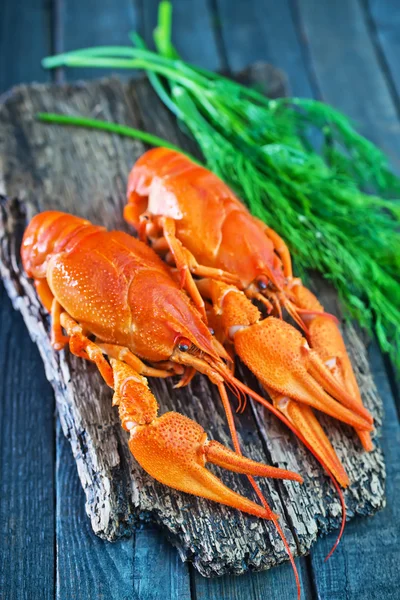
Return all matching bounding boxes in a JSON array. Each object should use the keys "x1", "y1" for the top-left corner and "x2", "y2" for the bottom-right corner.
[
  {"x1": 176, "y1": 337, "x2": 191, "y2": 352},
  {"x1": 256, "y1": 275, "x2": 268, "y2": 291}
]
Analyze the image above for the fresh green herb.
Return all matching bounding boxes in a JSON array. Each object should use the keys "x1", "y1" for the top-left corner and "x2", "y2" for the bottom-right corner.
[
  {"x1": 36, "y1": 112, "x2": 196, "y2": 157},
  {"x1": 39, "y1": 1, "x2": 400, "y2": 368}
]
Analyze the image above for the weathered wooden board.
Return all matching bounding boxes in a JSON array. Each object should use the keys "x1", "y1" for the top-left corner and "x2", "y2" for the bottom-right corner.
[{"x1": 0, "y1": 76, "x2": 385, "y2": 577}]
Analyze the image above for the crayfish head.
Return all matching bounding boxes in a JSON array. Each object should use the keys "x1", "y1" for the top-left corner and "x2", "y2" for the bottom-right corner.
[
  {"x1": 169, "y1": 336, "x2": 232, "y2": 386},
  {"x1": 128, "y1": 269, "x2": 220, "y2": 363}
]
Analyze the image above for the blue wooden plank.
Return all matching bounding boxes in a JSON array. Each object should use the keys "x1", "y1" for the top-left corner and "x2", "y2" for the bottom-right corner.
[
  {"x1": 215, "y1": 0, "x2": 314, "y2": 96},
  {"x1": 0, "y1": 0, "x2": 51, "y2": 92},
  {"x1": 298, "y1": 0, "x2": 400, "y2": 172},
  {"x1": 61, "y1": 0, "x2": 138, "y2": 81},
  {"x1": 56, "y1": 420, "x2": 135, "y2": 600},
  {"x1": 141, "y1": 0, "x2": 221, "y2": 71},
  {"x1": 133, "y1": 527, "x2": 191, "y2": 600},
  {"x1": 0, "y1": 284, "x2": 55, "y2": 600},
  {"x1": 366, "y1": 0, "x2": 400, "y2": 106},
  {"x1": 193, "y1": 557, "x2": 313, "y2": 600},
  {"x1": 309, "y1": 342, "x2": 400, "y2": 599}
]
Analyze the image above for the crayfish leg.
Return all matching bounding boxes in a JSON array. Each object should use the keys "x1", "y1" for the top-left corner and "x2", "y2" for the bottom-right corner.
[
  {"x1": 159, "y1": 217, "x2": 207, "y2": 320},
  {"x1": 59, "y1": 312, "x2": 114, "y2": 387},
  {"x1": 97, "y1": 342, "x2": 172, "y2": 379},
  {"x1": 255, "y1": 218, "x2": 293, "y2": 279},
  {"x1": 50, "y1": 298, "x2": 70, "y2": 350}
]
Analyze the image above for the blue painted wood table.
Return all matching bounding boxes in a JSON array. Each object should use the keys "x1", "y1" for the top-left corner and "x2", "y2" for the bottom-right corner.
[{"x1": 0, "y1": 1, "x2": 399, "y2": 599}]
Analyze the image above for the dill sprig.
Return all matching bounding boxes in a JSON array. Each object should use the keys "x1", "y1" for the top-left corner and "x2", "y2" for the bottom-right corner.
[{"x1": 40, "y1": 1, "x2": 400, "y2": 368}]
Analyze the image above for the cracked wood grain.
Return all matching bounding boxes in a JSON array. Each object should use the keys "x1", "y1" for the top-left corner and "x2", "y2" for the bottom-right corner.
[{"x1": 0, "y1": 75, "x2": 385, "y2": 576}]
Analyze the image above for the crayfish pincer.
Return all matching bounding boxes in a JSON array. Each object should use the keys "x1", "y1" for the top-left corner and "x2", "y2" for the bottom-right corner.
[{"x1": 21, "y1": 210, "x2": 302, "y2": 521}]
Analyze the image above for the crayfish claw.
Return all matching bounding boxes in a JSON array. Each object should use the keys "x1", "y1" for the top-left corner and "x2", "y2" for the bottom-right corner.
[
  {"x1": 305, "y1": 345, "x2": 373, "y2": 423},
  {"x1": 205, "y1": 439, "x2": 303, "y2": 483},
  {"x1": 233, "y1": 317, "x2": 373, "y2": 432},
  {"x1": 307, "y1": 316, "x2": 374, "y2": 451},
  {"x1": 292, "y1": 285, "x2": 374, "y2": 451},
  {"x1": 129, "y1": 411, "x2": 300, "y2": 519}
]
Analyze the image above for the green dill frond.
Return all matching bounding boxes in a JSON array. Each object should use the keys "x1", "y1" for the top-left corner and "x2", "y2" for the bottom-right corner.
[{"x1": 39, "y1": 1, "x2": 400, "y2": 370}]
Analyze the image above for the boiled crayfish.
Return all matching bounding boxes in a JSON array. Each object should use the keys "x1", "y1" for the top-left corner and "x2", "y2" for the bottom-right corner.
[
  {"x1": 125, "y1": 147, "x2": 374, "y2": 490},
  {"x1": 21, "y1": 210, "x2": 309, "y2": 524}
]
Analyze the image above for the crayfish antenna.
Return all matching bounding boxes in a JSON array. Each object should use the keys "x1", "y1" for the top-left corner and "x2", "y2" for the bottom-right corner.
[
  {"x1": 324, "y1": 476, "x2": 347, "y2": 561},
  {"x1": 216, "y1": 383, "x2": 301, "y2": 600},
  {"x1": 272, "y1": 513, "x2": 301, "y2": 600},
  {"x1": 283, "y1": 298, "x2": 310, "y2": 335},
  {"x1": 225, "y1": 378, "x2": 246, "y2": 413}
]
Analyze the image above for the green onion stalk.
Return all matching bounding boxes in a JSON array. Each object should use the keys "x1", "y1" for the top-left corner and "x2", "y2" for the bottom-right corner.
[{"x1": 39, "y1": 1, "x2": 400, "y2": 368}]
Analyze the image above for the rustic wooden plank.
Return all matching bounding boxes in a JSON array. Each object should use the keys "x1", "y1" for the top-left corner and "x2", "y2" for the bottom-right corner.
[
  {"x1": 0, "y1": 283, "x2": 55, "y2": 600},
  {"x1": 56, "y1": 420, "x2": 135, "y2": 600},
  {"x1": 310, "y1": 342, "x2": 400, "y2": 600},
  {"x1": 0, "y1": 3, "x2": 55, "y2": 598},
  {"x1": 0, "y1": 77, "x2": 385, "y2": 577},
  {"x1": 0, "y1": 0, "x2": 52, "y2": 93},
  {"x1": 141, "y1": 0, "x2": 221, "y2": 71},
  {"x1": 51, "y1": 3, "x2": 156, "y2": 596},
  {"x1": 365, "y1": 0, "x2": 400, "y2": 108},
  {"x1": 298, "y1": 0, "x2": 400, "y2": 172},
  {"x1": 57, "y1": 2, "x2": 214, "y2": 595},
  {"x1": 61, "y1": 0, "x2": 137, "y2": 81},
  {"x1": 363, "y1": 0, "x2": 400, "y2": 475},
  {"x1": 52, "y1": 0, "x2": 65, "y2": 85},
  {"x1": 215, "y1": 0, "x2": 313, "y2": 96},
  {"x1": 0, "y1": 77, "x2": 298, "y2": 576}
]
